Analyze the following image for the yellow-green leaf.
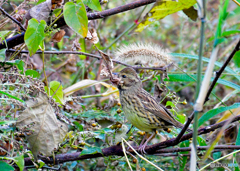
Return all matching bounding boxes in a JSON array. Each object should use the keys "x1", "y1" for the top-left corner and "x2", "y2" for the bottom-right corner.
[
  {"x1": 135, "y1": 0, "x2": 197, "y2": 32},
  {"x1": 24, "y1": 19, "x2": 46, "y2": 56},
  {"x1": 45, "y1": 81, "x2": 64, "y2": 104},
  {"x1": 63, "y1": 1, "x2": 88, "y2": 37}
]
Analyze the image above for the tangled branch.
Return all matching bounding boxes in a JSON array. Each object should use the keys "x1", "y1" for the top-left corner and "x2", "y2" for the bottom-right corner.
[{"x1": 0, "y1": 0, "x2": 156, "y2": 50}]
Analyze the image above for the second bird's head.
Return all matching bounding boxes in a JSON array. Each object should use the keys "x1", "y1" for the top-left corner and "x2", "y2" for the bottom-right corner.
[{"x1": 117, "y1": 67, "x2": 141, "y2": 90}]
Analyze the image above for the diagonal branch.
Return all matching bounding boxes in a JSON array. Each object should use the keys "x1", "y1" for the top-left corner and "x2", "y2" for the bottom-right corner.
[
  {"x1": 204, "y1": 39, "x2": 240, "y2": 103},
  {"x1": 0, "y1": 7, "x2": 26, "y2": 31},
  {"x1": 173, "y1": 38, "x2": 240, "y2": 145}
]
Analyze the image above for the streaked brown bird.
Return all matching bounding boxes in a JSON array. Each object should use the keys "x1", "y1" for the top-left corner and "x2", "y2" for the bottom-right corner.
[{"x1": 117, "y1": 67, "x2": 191, "y2": 153}]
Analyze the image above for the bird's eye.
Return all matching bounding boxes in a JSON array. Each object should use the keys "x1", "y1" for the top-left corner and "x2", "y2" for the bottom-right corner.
[{"x1": 122, "y1": 75, "x2": 127, "y2": 78}]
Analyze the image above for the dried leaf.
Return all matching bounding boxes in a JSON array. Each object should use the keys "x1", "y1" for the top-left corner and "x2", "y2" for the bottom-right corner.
[
  {"x1": 72, "y1": 39, "x2": 81, "y2": 51},
  {"x1": 51, "y1": 0, "x2": 64, "y2": 9},
  {"x1": 96, "y1": 48, "x2": 119, "y2": 84},
  {"x1": 216, "y1": 108, "x2": 240, "y2": 123},
  {"x1": 100, "y1": 65, "x2": 110, "y2": 77},
  {"x1": 224, "y1": 125, "x2": 238, "y2": 143},
  {"x1": 154, "y1": 80, "x2": 164, "y2": 102},
  {"x1": 182, "y1": 6, "x2": 198, "y2": 21},
  {"x1": 101, "y1": 82, "x2": 119, "y2": 98},
  {"x1": 52, "y1": 30, "x2": 66, "y2": 42},
  {"x1": 25, "y1": 0, "x2": 52, "y2": 22},
  {"x1": 63, "y1": 79, "x2": 119, "y2": 98},
  {"x1": 86, "y1": 28, "x2": 99, "y2": 44},
  {"x1": 63, "y1": 80, "x2": 105, "y2": 96},
  {"x1": 98, "y1": 50, "x2": 113, "y2": 69},
  {"x1": 16, "y1": 93, "x2": 68, "y2": 159},
  {"x1": 65, "y1": 64, "x2": 77, "y2": 73}
]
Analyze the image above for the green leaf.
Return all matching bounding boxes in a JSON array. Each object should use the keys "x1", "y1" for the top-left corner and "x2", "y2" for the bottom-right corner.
[
  {"x1": 37, "y1": 0, "x2": 46, "y2": 5},
  {"x1": 15, "y1": 60, "x2": 24, "y2": 74},
  {"x1": 236, "y1": 125, "x2": 240, "y2": 145},
  {"x1": 80, "y1": 146, "x2": 102, "y2": 156},
  {"x1": 166, "y1": 101, "x2": 176, "y2": 108},
  {"x1": 94, "y1": 130, "x2": 105, "y2": 140},
  {"x1": 171, "y1": 53, "x2": 240, "y2": 81},
  {"x1": 178, "y1": 140, "x2": 189, "y2": 171},
  {"x1": 175, "y1": 113, "x2": 186, "y2": 124},
  {"x1": 25, "y1": 69, "x2": 39, "y2": 78},
  {"x1": 164, "y1": 74, "x2": 240, "y2": 91},
  {"x1": 24, "y1": 19, "x2": 46, "y2": 56},
  {"x1": 136, "y1": 0, "x2": 197, "y2": 32},
  {"x1": 233, "y1": 50, "x2": 240, "y2": 68},
  {"x1": 213, "y1": 151, "x2": 221, "y2": 160},
  {"x1": 197, "y1": 136, "x2": 207, "y2": 146},
  {"x1": 73, "y1": 121, "x2": 83, "y2": 131},
  {"x1": 234, "y1": 162, "x2": 240, "y2": 171},
  {"x1": 214, "y1": 0, "x2": 229, "y2": 47},
  {"x1": 0, "y1": 161, "x2": 14, "y2": 171},
  {"x1": 222, "y1": 29, "x2": 240, "y2": 37},
  {"x1": 0, "y1": 49, "x2": 5, "y2": 61},
  {"x1": 0, "y1": 90, "x2": 24, "y2": 103},
  {"x1": 53, "y1": 8, "x2": 62, "y2": 17},
  {"x1": 45, "y1": 81, "x2": 64, "y2": 104},
  {"x1": 0, "y1": 120, "x2": 16, "y2": 125},
  {"x1": 63, "y1": 1, "x2": 88, "y2": 37},
  {"x1": 80, "y1": 110, "x2": 110, "y2": 121},
  {"x1": 38, "y1": 160, "x2": 45, "y2": 169},
  {"x1": 198, "y1": 103, "x2": 240, "y2": 127},
  {"x1": 83, "y1": 0, "x2": 102, "y2": 11},
  {"x1": 14, "y1": 155, "x2": 24, "y2": 171}
]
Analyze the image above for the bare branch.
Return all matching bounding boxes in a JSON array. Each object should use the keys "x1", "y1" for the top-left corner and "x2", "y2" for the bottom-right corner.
[
  {"x1": 6, "y1": 49, "x2": 167, "y2": 72},
  {"x1": 86, "y1": 0, "x2": 156, "y2": 20},
  {"x1": 0, "y1": 7, "x2": 26, "y2": 31}
]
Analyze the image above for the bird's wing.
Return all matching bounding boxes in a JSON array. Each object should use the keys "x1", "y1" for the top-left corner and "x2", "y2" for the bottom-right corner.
[{"x1": 137, "y1": 89, "x2": 180, "y2": 127}]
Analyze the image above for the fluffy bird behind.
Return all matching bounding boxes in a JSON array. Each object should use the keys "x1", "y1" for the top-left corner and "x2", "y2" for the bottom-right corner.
[{"x1": 115, "y1": 43, "x2": 172, "y2": 67}]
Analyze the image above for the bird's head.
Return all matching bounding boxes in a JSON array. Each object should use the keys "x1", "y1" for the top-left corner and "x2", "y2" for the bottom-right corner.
[{"x1": 117, "y1": 67, "x2": 141, "y2": 90}]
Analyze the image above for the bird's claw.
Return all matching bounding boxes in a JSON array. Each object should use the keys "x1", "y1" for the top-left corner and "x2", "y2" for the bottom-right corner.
[{"x1": 138, "y1": 145, "x2": 147, "y2": 155}]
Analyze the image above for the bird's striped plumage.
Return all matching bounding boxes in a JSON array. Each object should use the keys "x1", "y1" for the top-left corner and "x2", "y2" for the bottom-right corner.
[{"x1": 118, "y1": 67, "x2": 191, "y2": 133}]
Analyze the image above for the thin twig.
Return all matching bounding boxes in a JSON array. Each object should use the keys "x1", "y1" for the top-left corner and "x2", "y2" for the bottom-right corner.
[
  {"x1": 122, "y1": 138, "x2": 164, "y2": 171},
  {"x1": 232, "y1": 0, "x2": 240, "y2": 7},
  {"x1": 199, "y1": 149, "x2": 240, "y2": 171},
  {"x1": 156, "y1": 145, "x2": 240, "y2": 153},
  {"x1": 121, "y1": 139, "x2": 133, "y2": 171},
  {"x1": 0, "y1": 7, "x2": 26, "y2": 31}
]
